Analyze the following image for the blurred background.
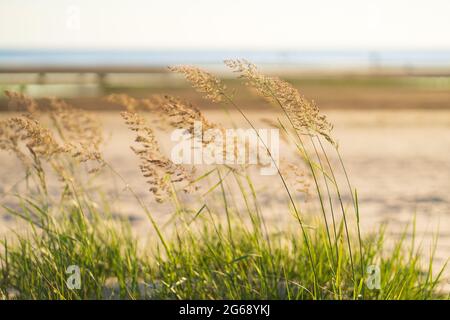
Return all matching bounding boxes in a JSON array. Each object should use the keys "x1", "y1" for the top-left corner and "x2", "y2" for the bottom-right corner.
[
  {"x1": 1, "y1": 0, "x2": 450, "y2": 263},
  {"x1": 1, "y1": 0, "x2": 450, "y2": 108}
]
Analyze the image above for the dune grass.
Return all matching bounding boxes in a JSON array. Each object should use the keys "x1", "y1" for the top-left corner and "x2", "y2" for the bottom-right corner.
[
  {"x1": 0, "y1": 61, "x2": 447, "y2": 300},
  {"x1": 0, "y1": 189, "x2": 444, "y2": 300}
]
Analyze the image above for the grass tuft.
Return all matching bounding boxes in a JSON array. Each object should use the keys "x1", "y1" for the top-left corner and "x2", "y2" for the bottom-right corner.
[{"x1": 0, "y1": 62, "x2": 447, "y2": 300}]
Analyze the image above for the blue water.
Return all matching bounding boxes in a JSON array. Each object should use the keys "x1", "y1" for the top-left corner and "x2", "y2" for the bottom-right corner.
[{"x1": 0, "y1": 50, "x2": 449, "y2": 68}]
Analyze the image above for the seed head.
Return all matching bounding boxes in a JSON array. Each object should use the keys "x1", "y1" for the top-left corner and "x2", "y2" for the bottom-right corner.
[
  {"x1": 283, "y1": 162, "x2": 311, "y2": 199},
  {"x1": 47, "y1": 97, "x2": 104, "y2": 169},
  {"x1": 225, "y1": 59, "x2": 334, "y2": 144},
  {"x1": 105, "y1": 94, "x2": 140, "y2": 113},
  {"x1": 0, "y1": 116, "x2": 64, "y2": 164},
  {"x1": 121, "y1": 111, "x2": 194, "y2": 202},
  {"x1": 4, "y1": 90, "x2": 38, "y2": 113},
  {"x1": 169, "y1": 65, "x2": 227, "y2": 103}
]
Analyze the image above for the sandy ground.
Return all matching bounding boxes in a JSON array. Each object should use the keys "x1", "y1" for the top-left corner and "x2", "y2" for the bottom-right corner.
[{"x1": 1, "y1": 109, "x2": 449, "y2": 288}]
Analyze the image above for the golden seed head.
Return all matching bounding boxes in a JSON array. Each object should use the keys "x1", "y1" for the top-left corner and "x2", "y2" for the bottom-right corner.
[
  {"x1": 4, "y1": 90, "x2": 38, "y2": 113},
  {"x1": 283, "y1": 162, "x2": 311, "y2": 198},
  {"x1": 160, "y1": 95, "x2": 218, "y2": 135},
  {"x1": 47, "y1": 97, "x2": 104, "y2": 168},
  {"x1": 121, "y1": 111, "x2": 193, "y2": 202},
  {"x1": 169, "y1": 65, "x2": 227, "y2": 103},
  {"x1": 0, "y1": 116, "x2": 64, "y2": 164},
  {"x1": 225, "y1": 59, "x2": 334, "y2": 144},
  {"x1": 105, "y1": 94, "x2": 140, "y2": 113}
]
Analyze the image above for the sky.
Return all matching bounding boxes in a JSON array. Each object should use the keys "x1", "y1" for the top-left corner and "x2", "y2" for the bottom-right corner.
[{"x1": 1, "y1": 0, "x2": 450, "y2": 50}]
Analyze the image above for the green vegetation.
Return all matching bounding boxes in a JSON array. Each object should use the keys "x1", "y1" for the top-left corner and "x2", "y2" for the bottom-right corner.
[{"x1": 0, "y1": 189, "x2": 444, "y2": 299}]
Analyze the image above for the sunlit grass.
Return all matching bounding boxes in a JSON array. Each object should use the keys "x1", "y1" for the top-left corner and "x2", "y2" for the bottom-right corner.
[
  {"x1": 0, "y1": 190, "x2": 444, "y2": 299},
  {"x1": 0, "y1": 61, "x2": 447, "y2": 300}
]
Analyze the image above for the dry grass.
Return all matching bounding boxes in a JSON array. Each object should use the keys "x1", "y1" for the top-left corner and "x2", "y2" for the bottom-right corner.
[{"x1": 121, "y1": 110, "x2": 194, "y2": 202}]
